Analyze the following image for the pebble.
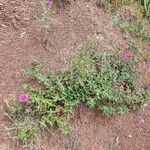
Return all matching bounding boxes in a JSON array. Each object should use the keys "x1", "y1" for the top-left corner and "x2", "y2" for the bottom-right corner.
[
  {"x1": 20, "y1": 32, "x2": 26, "y2": 38},
  {"x1": 128, "y1": 134, "x2": 132, "y2": 138}
]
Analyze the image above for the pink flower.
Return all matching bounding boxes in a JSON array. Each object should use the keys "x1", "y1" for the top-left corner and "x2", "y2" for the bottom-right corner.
[
  {"x1": 18, "y1": 93, "x2": 29, "y2": 102},
  {"x1": 47, "y1": 0, "x2": 53, "y2": 9},
  {"x1": 139, "y1": 116, "x2": 144, "y2": 124},
  {"x1": 123, "y1": 51, "x2": 129, "y2": 60}
]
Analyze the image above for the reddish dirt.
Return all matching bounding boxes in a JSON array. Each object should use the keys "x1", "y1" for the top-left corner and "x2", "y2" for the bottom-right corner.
[{"x1": 0, "y1": 0, "x2": 150, "y2": 149}]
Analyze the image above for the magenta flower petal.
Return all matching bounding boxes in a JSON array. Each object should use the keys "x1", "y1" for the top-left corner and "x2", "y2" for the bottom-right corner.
[
  {"x1": 19, "y1": 93, "x2": 29, "y2": 102},
  {"x1": 48, "y1": 0, "x2": 53, "y2": 9},
  {"x1": 123, "y1": 51, "x2": 129, "y2": 60}
]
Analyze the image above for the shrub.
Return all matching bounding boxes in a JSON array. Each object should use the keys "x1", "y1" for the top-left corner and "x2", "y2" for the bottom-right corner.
[{"x1": 5, "y1": 48, "x2": 149, "y2": 144}]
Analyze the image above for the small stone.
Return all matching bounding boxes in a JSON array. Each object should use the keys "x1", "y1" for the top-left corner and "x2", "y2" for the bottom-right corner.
[
  {"x1": 128, "y1": 135, "x2": 132, "y2": 138},
  {"x1": 116, "y1": 136, "x2": 119, "y2": 145},
  {"x1": 143, "y1": 103, "x2": 148, "y2": 107},
  {"x1": 20, "y1": 32, "x2": 26, "y2": 37}
]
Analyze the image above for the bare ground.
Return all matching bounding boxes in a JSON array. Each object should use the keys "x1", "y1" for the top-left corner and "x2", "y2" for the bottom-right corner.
[{"x1": 0, "y1": 0, "x2": 150, "y2": 149}]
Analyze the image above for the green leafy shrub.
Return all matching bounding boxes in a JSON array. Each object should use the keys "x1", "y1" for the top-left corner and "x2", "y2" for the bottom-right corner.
[{"x1": 6, "y1": 48, "x2": 149, "y2": 144}]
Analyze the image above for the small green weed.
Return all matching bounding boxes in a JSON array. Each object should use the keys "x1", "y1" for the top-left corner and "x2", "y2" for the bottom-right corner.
[
  {"x1": 114, "y1": 16, "x2": 150, "y2": 41},
  {"x1": 100, "y1": 0, "x2": 150, "y2": 17},
  {"x1": 6, "y1": 48, "x2": 149, "y2": 145},
  {"x1": 14, "y1": 123, "x2": 38, "y2": 144},
  {"x1": 96, "y1": 0, "x2": 131, "y2": 13},
  {"x1": 113, "y1": 1, "x2": 150, "y2": 42},
  {"x1": 112, "y1": 2, "x2": 150, "y2": 63},
  {"x1": 141, "y1": 0, "x2": 150, "y2": 17}
]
